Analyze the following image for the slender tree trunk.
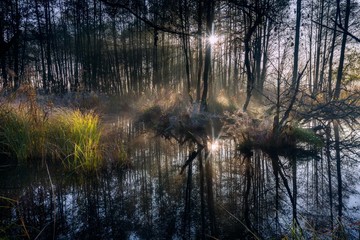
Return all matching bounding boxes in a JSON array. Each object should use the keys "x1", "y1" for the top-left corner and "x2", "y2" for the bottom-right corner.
[
  {"x1": 200, "y1": 0, "x2": 214, "y2": 111},
  {"x1": 334, "y1": 121, "x2": 342, "y2": 220},
  {"x1": 259, "y1": 20, "x2": 271, "y2": 98},
  {"x1": 270, "y1": 152, "x2": 280, "y2": 231},
  {"x1": 325, "y1": 123, "x2": 334, "y2": 230},
  {"x1": 112, "y1": 16, "x2": 123, "y2": 94},
  {"x1": 319, "y1": 0, "x2": 330, "y2": 92},
  {"x1": 288, "y1": 1, "x2": 302, "y2": 225},
  {"x1": 45, "y1": 0, "x2": 53, "y2": 92},
  {"x1": 327, "y1": 0, "x2": 339, "y2": 99},
  {"x1": 180, "y1": 0, "x2": 192, "y2": 102},
  {"x1": 13, "y1": 0, "x2": 20, "y2": 89},
  {"x1": 183, "y1": 161, "x2": 192, "y2": 239},
  {"x1": 198, "y1": 148, "x2": 206, "y2": 240},
  {"x1": 244, "y1": 154, "x2": 252, "y2": 230},
  {"x1": 0, "y1": 3, "x2": 7, "y2": 88},
  {"x1": 292, "y1": 0, "x2": 302, "y2": 89},
  {"x1": 253, "y1": 28, "x2": 261, "y2": 97},
  {"x1": 333, "y1": 0, "x2": 350, "y2": 227},
  {"x1": 205, "y1": 149, "x2": 218, "y2": 238},
  {"x1": 313, "y1": 0, "x2": 324, "y2": 95},
  {"x1": 233, "y1": 42, "x2": 239, "y2": 96},
  {"x1": 292, "y1": 155, "x2": 297, "y2": 224},
  {"x1": 314, "y1": 145, "x2": 320, "y2": 206},
  {"x1": 242, "y1": 10, "x2": 262, "y2": 111},
  {"x1": 0, "y1": 4, "x2": 6, "y2": 88},
  {"x1": 308, "y1": 0, "x2": 314, "y2": 93},
  {"x1": 333, "y1": 0, "x2": 350, "y2": 99},
  {"x1": 196, "y1": 0, "x2": 203, "y2": 103},
  {"x1": 35, "y1": 0, "x2": 47, "y2": 92}
]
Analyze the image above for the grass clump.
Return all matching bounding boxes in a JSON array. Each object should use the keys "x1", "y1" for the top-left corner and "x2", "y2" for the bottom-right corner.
[
  {"x1": 0, "y1": 102, "x2": 103, "y2": 172},
  {"x1": 0, "y1": 104, "x2": 47, "y2": 163},
  {"x1": 48, "y1": 109, "x2": 103, "y2": 171},
  {"x1": 0, "y1": 107, "x2": 31, "y2": 162}
]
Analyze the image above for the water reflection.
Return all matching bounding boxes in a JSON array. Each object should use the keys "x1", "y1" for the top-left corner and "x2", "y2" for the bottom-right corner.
[{"x1": 1, "y1": 122, "x2": 360, "y2": 239}]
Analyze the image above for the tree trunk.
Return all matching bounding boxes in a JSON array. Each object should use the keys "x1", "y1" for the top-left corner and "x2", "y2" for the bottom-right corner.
[
  {"x1": 198, "y1": 148, "x2": 206, "y2": 239},
  {"x1": 292, "y1": 0, "x2": 302, "y2": 90},
  {"x1": 183, "y1": 161, "x2": 192, "y2": 239},
  {"x1": 45, "y1": 0, "x2": 53, "y2": 92},
  {"x1": 196, "y1": 0, "x2": 203, "y2": 103},
  {"x1": 35, "y1": 0, "x2": 47, "y2": 92},
  {"x1": 13, "y1": 0, "x2": 20, "y2": 90},
  {"x1": 242, "y1": 10, "x2": 262, "y2": 111},
  {"x1": 112, "y1": 16, "x2": 123, "y2": 94},
  {"x1": 200, "y1": 0, "x2": 214, "y2": 111},
  {"x1": 313, "y1": 0, "x2": 324, "y2": 95},
  {"x1": 244, "y1": 155, "x2": 252, "y2": 230},
  {"x1": 292, "y1": 155, "x2": 297, "y2": 224},
  {"x1": 333, "y1": 0, "x2": 350, "y2": 227},
  {"x1": 333, "y1": 0, "x2": 350, "y2": 99},
  {"x1": 334, "y1": 121, "x2": 342, "y2": 220},
  {"x1": 205, "y1": 149, "x2": 218, "y2": 238},
  {"x1": 326, "y1": 0, "x2": 339, "y2": 99},
  {"x1": 180, "y1": 0, "x2": 192, "y2": 102},
  {"x1": 259, "y1": 20, "x2": 271, "y2": 98},
  {"x1": 0, "y1": 7, "x2": 7, "y2": 88},
  {"x1": 325, "y1": 123, "x2": 334, "y2": 230}
]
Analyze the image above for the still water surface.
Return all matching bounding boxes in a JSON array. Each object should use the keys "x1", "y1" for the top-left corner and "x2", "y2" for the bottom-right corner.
[{"x1": 1, "y1": 118, "x2": 359, "y2": 239}]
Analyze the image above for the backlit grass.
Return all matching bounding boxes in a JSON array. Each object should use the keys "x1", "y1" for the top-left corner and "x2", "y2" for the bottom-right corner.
[
  {"x1": 48, "y1": 109, "x2": 102, "y2": 171},
  {"x1": 0, "y1": 103, "x2": 103, "y2": 172}
]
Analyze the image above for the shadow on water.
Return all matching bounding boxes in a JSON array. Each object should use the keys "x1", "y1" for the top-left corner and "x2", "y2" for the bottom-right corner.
[{"x1": 1, "y1": 118, "x2": 360, "y2": 239}]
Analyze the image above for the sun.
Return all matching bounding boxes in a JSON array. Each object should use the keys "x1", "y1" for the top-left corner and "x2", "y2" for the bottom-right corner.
[
  {"x1": 209, "y1": 140, "x2": 219, "y2": 152},
  {"x1": 208, "y1": 35, "x2": 219, "y2": 45}
]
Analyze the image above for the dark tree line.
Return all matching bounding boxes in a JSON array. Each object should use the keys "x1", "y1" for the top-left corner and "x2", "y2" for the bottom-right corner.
[{"x1": 1, "y1": 0, "x2": 359, "y2": 105}]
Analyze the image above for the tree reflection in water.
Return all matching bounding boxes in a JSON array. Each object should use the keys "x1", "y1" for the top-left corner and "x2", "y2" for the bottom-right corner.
[{"x1": 0, "y1": 121, "x2": 360, "y2": 239}]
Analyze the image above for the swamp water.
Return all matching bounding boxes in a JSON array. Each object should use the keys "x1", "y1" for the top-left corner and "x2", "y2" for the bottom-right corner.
[{"x1": 1, "y1": 118, "x2": 360, "y2": 239}]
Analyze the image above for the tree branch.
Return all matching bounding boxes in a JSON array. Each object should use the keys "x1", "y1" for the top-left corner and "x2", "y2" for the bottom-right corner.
[
  {"x1": 278, "y1": 61, "x2": 309, "y2": 129},
  {"x1": 312, "y1": 19, "x2": 360, "y2": 43},
  {"x1": 100, "y1": 0, "x2": 193, "y2": 36}
]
